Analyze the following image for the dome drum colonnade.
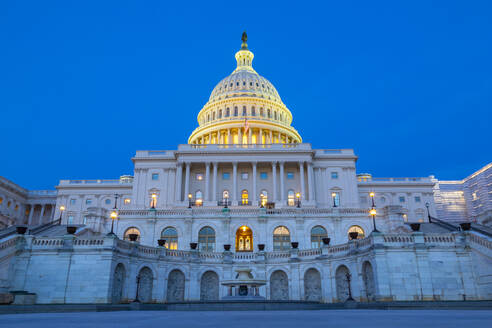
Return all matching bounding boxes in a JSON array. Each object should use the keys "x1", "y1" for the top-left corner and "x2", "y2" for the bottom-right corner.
[{"x1": 188, "y1": 33, "x2": 301, "y2": 146}]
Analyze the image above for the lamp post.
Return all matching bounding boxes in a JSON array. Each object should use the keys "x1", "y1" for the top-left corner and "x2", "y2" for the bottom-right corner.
[
  {"x1": 224, "y1": 193, "x2": 229, "y2": 209},
  {"x1": 345, "y1": 271, "x2": 354, "y2": 301},
  {"x1": 331, "y1": 192, "x2": 337, "y2": 207},
  {"x1": 58, "y1": 205, "x2": 65, "y2": 223},
  {"x1": 296, "y1": 192, "x2": 301, "y2": 208},
  {"x1": 425, "y1": 202, "x2": 431, "y2": 223},
  {"x1": 108, "y1": 210, "x2": 118, "y2": 236},
  {"x1": 188, "y1": 193, "x2": 192, "y2": 209},
  {"x1": 134, "y1": 274, "x2": 141, "y2": 303},
  {"x1": 369, "y1": 192, "x2": 375, "y2": 207},
  {"x1": 370, "y1": 207, "x2": 379, "y2": 232},
  {"x1": 151, "y1": 193, "x2": 157, "y2": 209}
]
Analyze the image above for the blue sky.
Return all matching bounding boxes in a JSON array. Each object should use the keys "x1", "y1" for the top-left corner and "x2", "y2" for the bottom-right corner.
[{"x1": 1, "y1": 1, "x2": 491, "y2": 190}]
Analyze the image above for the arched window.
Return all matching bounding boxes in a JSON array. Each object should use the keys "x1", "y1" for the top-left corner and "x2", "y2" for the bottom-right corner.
[
  {"x1": 207, "y1": 114, "x2": 210, "y2": 122},
  {"x1": 198, "y1": 226, "x2": 215, "y2": 251},
  {"x1": 124, "y1": 227, "x2": 141, "y2": 242},
  {"x1": 195, "y1": 190, "x2": 203, "y2": 206},
  {"x1": 242, "y1": 106, "x2": 247, "y2": 116},
  {"x1": 226, "y1": 108, "x2": 230, "y2": 117},
  {"x1": 311, "y1": 226, "x2": 328, "y2": 248},
  {"x1": 331, "y1": 191, "x2": 340, "y2": 207},
  {"x1": 234, "y1": 107, "x2": 238, "y2": 116},
  {"x1": 149, "y1": 193, "x2": 157, "y2": 208},
  {"x1": 222, "y1": 190, "x2": 229, "y2": 200},
  {"x1": 287, "y1": 190, "x2": 295, "y2": 206},
  {"x1": 251, "y1": 106, "x2": 256, "y2": 116},
  {"x1": 274, "y1": 111, "x2": 277, "y2": 120},
  {"x1": 161, "y1": 227, "x2": 178, "y2": 250},
  {"x1": 212, "y1": 112, "x2": 216, "y2": 120},
  {"x1": 273, "y1": 226, "x2": 290, "y2": 251},
  {"x1": 236, "y1": 226, "x2": 253, "y2": 252},
  {"x1": 241, "y1": 189, "x2": 249, "y2": 205},
  {"x1": 218, "y1": 109, "x2": 222, "y2": 118},
  {"x1": 260, "y1": 190, "x2": 268, "y2": 207},
  {"x1": 348, "y1": 225, "x2": 365, "y2": 240},
  {"x1": 260, "y1": 107, "x2": 264, "y2": 117},
  {"x1": 267, "y1": 109, "x2": 271, "y2": 118}
]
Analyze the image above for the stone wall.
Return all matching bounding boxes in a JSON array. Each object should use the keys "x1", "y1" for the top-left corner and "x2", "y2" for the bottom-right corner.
[{"x1": 1, "y1": 231, "x2": 490, "y2": 304}]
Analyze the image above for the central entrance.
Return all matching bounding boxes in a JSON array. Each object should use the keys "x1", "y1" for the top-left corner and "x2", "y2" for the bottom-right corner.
[{"x1": 236, "y1": 226, "x2": 253, "y2": 252}]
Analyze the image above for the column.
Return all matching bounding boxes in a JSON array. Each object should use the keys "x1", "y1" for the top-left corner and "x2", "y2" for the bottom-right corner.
[
  {"x1": 232, "y1": 162, "x2": 238, "y2": 202},
  {"x1": 279, "y1": 162, "x2": 285, "y2": 203},
  {"x1": 184, "y1": 162, "x2": 191, "y2": 200},
  {"x1": 248, "y1": 128, "x2": 252, "y2": 145},
  {"x1": 252, "y1": 162, "x2": 257, "y2": 203},
  {"x1": 39, "y1": 205, "x2": 45, "y2": 224},
  {"x1": 28, "y1": 204, "x2": 35, "y2": 226},
  {"x1": 227, "y1": 129, "x2": 231, "y2": 145},
  {"x1": 175, "y1": 163, "x2": 183, "y2": 202},
  {"x1": 205, "y1": 162, "x2": 210, "y2": 201},
  {"x1": 269, "y1": 130, "x2": 273, "y2": 144},
  {"x1": 324, "y1": 168, "x2": 330, "y2": 204},
  {"x1": 258, "y1": 129, "x2": 262, "y2": 144},
  {"x1": 209, "y1": 132, "x2": 212, "y2": 144},
  {"x1": 272, "y1": 162, "x2": 277, "y2": 202},
  {"x1": 299, "y1": 162, "x2": 305, "y2": 201},
  {"x1": 238, "y1": 128, "x2": 242, "y2": 145},
  {"x1": 307, "y1": 162, "x2": 315, "y2": 202},
  {"x1": 212, "y1": 162, "x2": 218, "y2": 202}
]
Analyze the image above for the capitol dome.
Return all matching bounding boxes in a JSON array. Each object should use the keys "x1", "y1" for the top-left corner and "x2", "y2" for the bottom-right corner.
[{"x1": 188, "y1": 33, "x2": 302, "y2": 145}]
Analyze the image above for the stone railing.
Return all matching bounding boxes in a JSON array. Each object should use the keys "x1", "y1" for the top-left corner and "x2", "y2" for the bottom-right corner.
[
  {"x1": 467, "y1": 233, "x2": 492, "y2": 251},
  {"x1": 358, "y1": 177, "x2": 433, "y2": 183},
  {"x1": 58, "y1": 179, "x2": 133, "y2": 185},
  {"x1": 28, "y1": 190, "x2": 57, "y2": 196},
  {"x1": 178, "y1": 143, "x2": 311, "y2": 152}
]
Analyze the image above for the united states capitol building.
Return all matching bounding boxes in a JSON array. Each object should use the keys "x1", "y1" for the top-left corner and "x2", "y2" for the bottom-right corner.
[{"x1": 1, "y1": 34, "x2": 491, "y2": 305}]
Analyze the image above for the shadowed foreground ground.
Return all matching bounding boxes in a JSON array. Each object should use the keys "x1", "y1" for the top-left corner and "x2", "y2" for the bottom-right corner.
[{"x1": 1, "y1": 310, "x2": 492, "y2": 328}]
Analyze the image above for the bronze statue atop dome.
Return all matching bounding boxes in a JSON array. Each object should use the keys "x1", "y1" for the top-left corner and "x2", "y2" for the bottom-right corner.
[{"x1": 241, "y1": 31, "x2": 248, "y2": 50}]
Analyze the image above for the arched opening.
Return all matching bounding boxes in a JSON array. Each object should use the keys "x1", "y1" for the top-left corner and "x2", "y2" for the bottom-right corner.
[
  {"x1": 200, "y1": 271, "x2": 219, "y2": 301},
  {"x1": 137, "y1": 267, "x2": 153, "y2": 303},
  {"x1": 123, "y1": 227, "x2": 141, "y2": 242},
  {"x1": 161, "y1": 227, "x2": 178, "y2": 250},
  {"x1": 273, "y1": 226, "x2": 290, "y2": 251},
  {"x1": 270, "y1": 270, "x2": 289, "y2": 300},
  {"x1": 235, "y1": 226, "x2": 253, "y2": 252},
  {"x1": 111, "y1": 263, "x2": 126, "y2": 304},
  {"x1": 304, "y1": 268, "x2": 322, "y2": 301},
  {"x1": 167, "y1": 269, "x2": 185, "y2": 302},
  {"x1": 198, "y1": 226, "x2": 215, "y2": 251},
  {"x1": 362, "y1": 261, "x2": 376, "y2": 301},
  {"x1": 335, "y1": 265, "x2": 350, "y2": 302},
  {"x1": 241, "y1": 189, "x2": 249, "y2": 205},
  {"x1": 195, "y1": 190, "x2": 203, "y2": 206},
  {"x1": 311, "y1": 226, "x2": 328, "y2": 248},
  {"x1": 348, "y1": 225, "x2": 365, "y2": 240}
]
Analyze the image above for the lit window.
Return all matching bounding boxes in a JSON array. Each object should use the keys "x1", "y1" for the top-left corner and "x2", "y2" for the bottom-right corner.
[
  {"x1": 195, "y1": 190, "x2": 203, "y2": 206},
  {"x1": 196, "y1": 173, "x2": 204, "y2": 181},
  {"x1": 152, "y1": 173, "x2": 159, "y2": 180},
  {"x1": 399, "y1": 196, "x2": 405, "y2": 203},
  {"x1": 273, "y1": 226, "x2": 290, "y2": 251},
  {"x1": 332, "y1": 192, "x2": 340, "y2": 207},
  {"x1": 162, "y1": 227, "x2": 178, "y2": 250},
  {"x1": 124, "y1": 227, "x2": 141, "y2": 242},
  {"x1": 331, "y1": 172, "x2": 338, "y2": 179},
  {"x1": 286, "y1": 172, "x2": 294, "y2": 180},
  {"x1": 472, "y1": 192, "x2": 478, "y2": 201},
  {"x1": 241, "y1": 172, "x2": 249, "y2": 180},
  {"x1": 348, "y1": 226, "x2": 365, "y2": 240},
  {"x1": 86, "y1": 199, "x2": 92, "y2": 205},
  {"x1": 222, "y1": 190, "x2": 229, "y2": 200},
  {"x1": 260, "y1": 172, "x2": 268, "y2": 180},
  {"x1": 105, "y1": 199, "x2": 111, "y2": 205},
  {"x1": 260, "y1": 190, "x2": 268, "y2": 206},
  {"x1": 70, "y1": 199, "x2": 76, "y2": 205},
  {"x1": 222, "y1": 172, "x2": 230, "y2": 180},
  {"x1": 150, "y1": 193, "x2": 158, "y2": 208},
  {"x1": 287, "y1": 190, "x2": 295, "y2": 206},
  {"x1": 414, "y1": 196, "x2": 421, "y2": 203},
  {"x1": 241, "y1": 190, "x2": 249, "y2": 205},
  {"x1": 124, "y1": 198, "x2": 131, "y2": 205}
]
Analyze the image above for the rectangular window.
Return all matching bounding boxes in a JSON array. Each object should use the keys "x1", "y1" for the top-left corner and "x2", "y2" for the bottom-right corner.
[
  {"x1": 286, "y1": 172, "x2": 294, "y2": 180},
  {"x1": 399, "y1": 196, "x2": 405, "y2": 203},
  {"x1": 196, "y1": 173, "x2": 204, "y2": 181},
  {"x1": 68, "y1": 216, "x2": 74, "y2": 224},
  {"x1": 83, "y1": 216, "x2": 87, "y2": 224},
  {"x1": 85, "y1": 199, "x2": 92, "y2": 205},
  {"x1": 414, "y1": 196, "x2": 421, "y2": 203},
  {"x1": 124, "y1": 198, "x2": 131, "y2": 205},
  {"x1": 241, "y1": 172, "x2": 249, "y2": 180},
  {"x1": 360, "y1": 196, "x2": 367, "y2": 204},
  {"x1": 222, "y1": 172, "x2": 230, "y2": 180},
  {"x1": 152, "y1": 173, "x2": 159, "y2": 180},
  {"x1": 331, "y1": 172, "x2": 338, "y2": 179},
  {"x1": 70, "y1": 199, "x2": 76, "y2": 205},
  {"x1": 260, "y1": 172, "x2": 268, "y2": 180},
  {"x1": 105, "y1": 199, "x2": 111, "y2": 205},
  {"x1": 332, "y1": 192, "x2": 340, "y2": 207}
]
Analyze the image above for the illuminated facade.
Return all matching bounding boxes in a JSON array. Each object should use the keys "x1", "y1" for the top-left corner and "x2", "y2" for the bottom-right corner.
[{"x1": 1, "y1": 34, "x2": 491, "y2": 305}]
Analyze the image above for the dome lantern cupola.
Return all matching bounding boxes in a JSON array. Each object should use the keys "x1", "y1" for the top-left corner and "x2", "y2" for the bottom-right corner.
[{"x1": 188, "y1": 33, "x2": 302, "y2": 145}]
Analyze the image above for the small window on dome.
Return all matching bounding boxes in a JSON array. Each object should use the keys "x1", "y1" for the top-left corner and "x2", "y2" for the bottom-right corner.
[
  {"x1": 274, "y1": 112, "x2": 277, "y2": 120},
  {"x1": 212, "y1": 112, "x2": 216, "y2": 120},
  {"x1": 218, "y1": 110, "x2": 222, "y2": 118},
  {"x1": 234, "y1": 107, "x2": 238, "y2": 116},
  {"x1": 262, "y1": 84, "x2": 264, "y2": 88},
  {"x1": 256, "y1": 83, "x2": 259, "y2": 87},
  {"x1": 250, "y1": 82, "x2": 253, "y2": 86},
  {"x1": 251, "y1": 107, "x2": 256, "y2": 116},
  {"x1": 260, "y1": 108, "x2": 264, "y2": 117},
  {"x1": 243, "y1": 81, "x2": 246, "y2": 86},
  {"x1": 242, "y1": 106, "x2": 247, "y2": 116},
  {"x1": 226, "y1": 108, "x2": 230, "y2": 117},
  {"x1": 230, "y1": 83, "x2": 233, "y2": 87},
  {"x1": 236, "y1": 82, "x2": 239, "y2": 86},
  {"x1": 267, "y1": 109, "x2": 271, "y2": 118}
]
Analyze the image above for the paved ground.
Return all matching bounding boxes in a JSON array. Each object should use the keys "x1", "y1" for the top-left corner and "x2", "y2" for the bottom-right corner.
[{"x1": 0, "y1": 310, "x2": 491, "y2": 328}]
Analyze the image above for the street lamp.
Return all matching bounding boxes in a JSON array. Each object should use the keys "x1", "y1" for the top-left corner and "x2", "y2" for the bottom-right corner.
[
  {"x1": 59, "y1": 205, "x2": 65, "y2": 223},
  {"x1": 369, "y1": 192, "x2": 375, "y2": 207},
  {"x1": 108, "y1": 210, "x2": 118, "y2": 236},
  {"x1": 331, "y1": 192, "x2": 337, "y2": 207},
  {"x1": 151, "y1": 193, "x2": 157, "y2": 209},
  {"x1": 370, "y1": 207, "x2": 379, "y2": 232},
  {"x1": 425, "y1": 202, "x2": 431, "y2": 223},
  {"x1": 188, "y1": 193, "x2": 193, "y2": 209},
  {"x1": 296, "y1": 192, "x2": 301, "y2": 208},
  {"x1": 224, "y1": 193, "x2": 229, "y2": 209}
]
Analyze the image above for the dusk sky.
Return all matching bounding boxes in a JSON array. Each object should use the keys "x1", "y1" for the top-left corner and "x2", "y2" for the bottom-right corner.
[{"x1": 1, "y1": 1, "x2": 491, "y2": 190}]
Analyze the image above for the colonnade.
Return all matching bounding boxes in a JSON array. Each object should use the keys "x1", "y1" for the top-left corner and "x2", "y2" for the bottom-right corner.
[
  {"x1": 175, "y1": 161, "x2": 315, "y2": 206},
  {"x1": 193, "y1": 127, "x2": 297, "y2": 145}
]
